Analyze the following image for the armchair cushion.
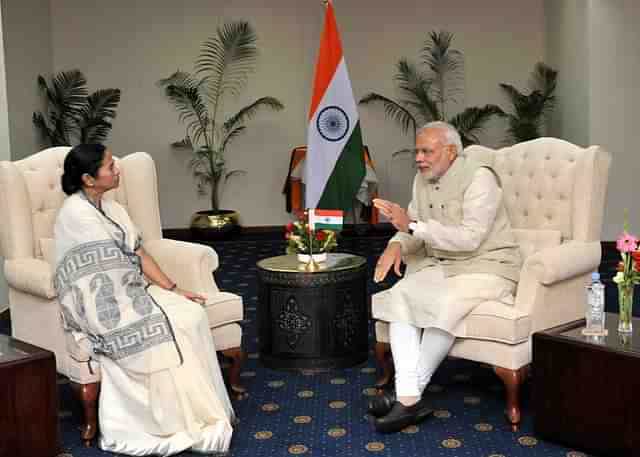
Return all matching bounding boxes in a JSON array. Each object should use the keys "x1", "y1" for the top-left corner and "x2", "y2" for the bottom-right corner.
[
  {"x1": 4, "y1": 258, "x2": 56, "y2": 299},
  {"x1": 455, "y1": 301, "x2": 532, "y2": 344},
  {"x1": 523, "y1": 241, "x2": 601, "y2": 285},
  {"x1": 374, "y1": 292, "x2": 531, "y2": 344},
  {"x1": 203, "y1": 292, "x2": 244, "y2": 328}
]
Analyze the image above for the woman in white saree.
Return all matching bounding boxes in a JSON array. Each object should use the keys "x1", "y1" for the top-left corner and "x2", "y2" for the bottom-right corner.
[{"x1": 54, "y1": 144, "x2": 234, "y2": 456}]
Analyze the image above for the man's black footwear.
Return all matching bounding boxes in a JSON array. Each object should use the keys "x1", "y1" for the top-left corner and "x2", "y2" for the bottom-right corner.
[
  {"x1": 373, "y1": 398, "x2": 433, "y2": 434},
  {"x1": 367, "y1": 389, "x2": 395, "y2": 417}
]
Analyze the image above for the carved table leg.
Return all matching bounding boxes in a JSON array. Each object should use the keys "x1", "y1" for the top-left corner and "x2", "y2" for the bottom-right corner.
[{"x1": 70, "y1": 381, "x2": 100, "y2": 447}]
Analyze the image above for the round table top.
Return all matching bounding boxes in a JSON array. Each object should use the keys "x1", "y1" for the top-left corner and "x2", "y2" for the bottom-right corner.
[{"x1": 257, "y1": 253, "x2": 367, "y2": 273}]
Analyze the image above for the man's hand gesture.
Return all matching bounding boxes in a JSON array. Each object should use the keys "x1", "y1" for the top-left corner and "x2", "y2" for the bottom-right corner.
[{"x1": 374, "y1": 242, "x2": 403, "y2": 283}]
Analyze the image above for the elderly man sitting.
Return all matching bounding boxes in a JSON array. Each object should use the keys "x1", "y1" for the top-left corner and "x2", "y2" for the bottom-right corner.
[{"x1": 369, "y1": 121, "x2": 522, "y2": 433}]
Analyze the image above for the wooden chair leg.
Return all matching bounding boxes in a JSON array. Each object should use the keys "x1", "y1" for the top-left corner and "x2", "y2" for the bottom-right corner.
[
  {"x1": 493, "y1": 365, "x2": 530, "y2": 431},
  {"x1": 374, "y1": 342, "x2": 394, "y2": 388},
  {"x1": 221, "y1": 347, "x2": 247, "y2": 400},
  {"x1": 70, "y1": 381, "x2": 100, "y2": 447}
]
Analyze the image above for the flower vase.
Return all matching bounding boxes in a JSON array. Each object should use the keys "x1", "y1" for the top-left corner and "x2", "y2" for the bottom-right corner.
[
  {"x1": 297, "y1": 252, "x2": 327, "y2": 263},
  {"x1": 617, "y1": 283, "x2": 634, "y2": 334}
]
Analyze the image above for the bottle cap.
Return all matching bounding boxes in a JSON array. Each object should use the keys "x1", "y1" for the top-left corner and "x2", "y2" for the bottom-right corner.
[{"x1": 591, "y1": 271, "x2": 600, "y2": 281}]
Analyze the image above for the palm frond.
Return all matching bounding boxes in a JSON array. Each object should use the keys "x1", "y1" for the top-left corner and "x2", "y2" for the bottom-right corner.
[
  {"x1": 221, "y1": 125, "x2": 246, "y2": 152},
  {"x1": 530, "y1": 62, "x2": 558, "y2": 98},
  {"x1": 195, "y1": 21, "x2": 258, "y2": 114},
  {"x1": 420, "y1": 30, "x2": 464, "y2": 115},
  {"x1": 395, "y1": 58, "x2": 440, "y2": 122},
  {"x1": 359, "y1": 92, "x2": 417, "y2": 135},
  {"x1": 158, "y1": 70, "x2": 210, "y2": 147},
  {"x1": 223, "y1": 96, "x2": 284, "y2": 133},
  {"x1": 224, "y1": 169, "x2": 247, "y2": 182},
  {"x1": 79, "y1": 88, "x2": 121, "y2": 143},
  {"x1": 32, "y1": 112, "x2": 57, "y2": 145},
  {"x1": 449, "y1": 104, "x2": 505, "y2": 147},
  {"x1": 171, "y1": 137, "x2": 193, "y2": 149},
  {"x1": 50, "y1": 70, "x2": 88, "y2": 119}
]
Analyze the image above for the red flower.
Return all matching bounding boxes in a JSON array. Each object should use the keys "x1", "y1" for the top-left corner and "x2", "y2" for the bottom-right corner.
[
  {"x1": 632, "y1": 251, "x2": 640, "y2": 262},
  {"x1": 315, "y1": 231, "x2": 326, "y2": 241},
  {"x1": 285, "y1": 222, "x2": 294, "y2": 232}
]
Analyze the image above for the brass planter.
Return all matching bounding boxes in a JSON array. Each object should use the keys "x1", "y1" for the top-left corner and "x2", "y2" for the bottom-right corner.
[{"x1": 190, "y1": 209, "x2": 240, "y2": 240}]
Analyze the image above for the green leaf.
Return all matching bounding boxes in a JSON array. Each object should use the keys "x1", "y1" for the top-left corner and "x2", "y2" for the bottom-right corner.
[{"x1": 359, "y1": 92, "x2": 417, "y2": 135}]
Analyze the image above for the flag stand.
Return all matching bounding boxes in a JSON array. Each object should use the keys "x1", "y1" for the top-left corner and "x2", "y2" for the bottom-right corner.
[{"x1": 305, "y1": 228, "x2": 320, "y2": 272}]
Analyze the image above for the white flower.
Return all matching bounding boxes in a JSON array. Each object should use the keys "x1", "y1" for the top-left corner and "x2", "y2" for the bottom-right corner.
[{"x1": 613, "y1": 271, "x2": 625, "y2": 284}]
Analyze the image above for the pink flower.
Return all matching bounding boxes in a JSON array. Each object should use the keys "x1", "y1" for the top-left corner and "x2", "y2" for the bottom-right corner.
[
  {"x1": 285, "y1": 222, "x2": 294, "y2": 232},
  {"x1": 616, "y1": 232, "x2": 638, "y2": 253}
]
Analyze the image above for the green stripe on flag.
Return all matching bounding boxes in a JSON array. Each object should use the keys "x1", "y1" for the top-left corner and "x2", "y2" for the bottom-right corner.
[
  {"x1": 317, "y1": 122, "x2": 365, "y2": 212},
  {"x1": 314, "y1": 222, "x2": 342, "y2": 231}
]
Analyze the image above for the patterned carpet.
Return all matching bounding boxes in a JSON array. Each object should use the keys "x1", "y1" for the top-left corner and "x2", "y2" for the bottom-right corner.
[{"x1": 1, "y1": 232, "x2": 596, "y2": 457}]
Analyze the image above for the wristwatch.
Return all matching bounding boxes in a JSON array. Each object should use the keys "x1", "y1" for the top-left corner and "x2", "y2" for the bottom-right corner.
[{"x1": 408, "y1": 221, "x2": 418, "y2": 236}]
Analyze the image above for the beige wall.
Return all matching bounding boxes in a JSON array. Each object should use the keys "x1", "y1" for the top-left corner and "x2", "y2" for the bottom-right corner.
[
  {"x1": 1, "y1": 0, "x2": 51, "y2": 160},
  {"x1": 49, "y1": 0, "x2": 545, "y2": 228},
  {"x1": 588, "y1": 0, "x2": 640, "y2": 239},
  {"x1": 0, "y1": 4, "x2": 10, "y2": 309},
  {"x1": 545, "y1": 0, "x2": 640, "y2": 239},
  {"x1": 544, "y1": 0, "x2": 590, "y2": 146}
]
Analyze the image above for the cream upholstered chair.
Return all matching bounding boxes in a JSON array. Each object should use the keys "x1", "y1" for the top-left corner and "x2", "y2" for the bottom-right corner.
[
  {"x1": 0, "y1": 147, "x2": 245, "y2": 445},
  {"x1": 373, "y1": 137, "x2": 611, "y2": 429}
]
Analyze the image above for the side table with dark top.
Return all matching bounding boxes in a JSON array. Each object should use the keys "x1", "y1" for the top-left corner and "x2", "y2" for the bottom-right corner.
[
  {"x1": 0, "y1": 334, "x2": 59, "y2": 457},
  {"x1": 533, "y1": 313, "x2": 638, "y2": 457},
  {"x1": 257, "y1": 253, "x2": 369, "y2": 370}
]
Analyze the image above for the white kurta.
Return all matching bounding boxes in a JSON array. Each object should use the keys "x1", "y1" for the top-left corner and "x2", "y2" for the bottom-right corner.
[{"x1": 372, "y1": 169, "x2": 517, "y2": 332}]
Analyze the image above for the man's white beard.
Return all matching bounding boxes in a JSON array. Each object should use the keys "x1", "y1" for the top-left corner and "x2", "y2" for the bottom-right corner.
[{"x1": 418, "y1": 169, "x2": 439, "y2": 184}]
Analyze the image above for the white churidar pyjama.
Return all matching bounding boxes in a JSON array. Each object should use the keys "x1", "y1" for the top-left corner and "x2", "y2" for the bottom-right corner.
[{"x1": 390, "y1": 322, "x2": 455, "y2": 396}]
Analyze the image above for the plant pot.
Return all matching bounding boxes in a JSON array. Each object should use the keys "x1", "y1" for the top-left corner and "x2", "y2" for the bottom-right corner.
[
  {"x1": 190, "y1": 209, "x2": 240, "y2": 240},
  {"x1": 297, "y1": 252, "x2": 327, "y2": 263}
]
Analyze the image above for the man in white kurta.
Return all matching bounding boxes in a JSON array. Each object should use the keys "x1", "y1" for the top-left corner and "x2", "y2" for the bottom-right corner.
[{"x1": 370, "y1": 121, "x2": 521, "y2": 433}]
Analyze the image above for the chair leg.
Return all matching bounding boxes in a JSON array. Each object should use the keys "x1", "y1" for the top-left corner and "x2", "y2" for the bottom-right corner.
[
  {"x1": 493, "y1": 365, "x2": 529, "y2": 431},
  {"x1": 221, "y1": 347, "x2": 247, "y2": 400},
  {"x1": 374, "y1": 342, "x2": 394, "y2": 388},
  {"x1": 70, "y1": 381, "x2": 100, "y2": 447}
]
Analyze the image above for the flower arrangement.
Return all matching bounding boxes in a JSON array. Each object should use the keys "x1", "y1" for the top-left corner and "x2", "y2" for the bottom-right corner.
[
  {"x1": 285, "y1": 212, "x2": 338, "y2": 255},
  {"x1": 613, "y1": 214, "x2": 639, "y2": 333}
]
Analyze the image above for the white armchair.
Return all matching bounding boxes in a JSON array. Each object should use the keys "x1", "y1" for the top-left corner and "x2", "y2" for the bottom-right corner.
[
  {"x1": 373, "y1": 138, "x2": 611, "y2": 429},
  {"x1": 0, "y1": 147, "x2": 245, "y2": 445}
]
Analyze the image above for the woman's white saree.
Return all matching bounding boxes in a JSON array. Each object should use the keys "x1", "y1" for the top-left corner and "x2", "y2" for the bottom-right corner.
[{"x1": 54, "y1": 193, "x2": 234, "y2": 456}]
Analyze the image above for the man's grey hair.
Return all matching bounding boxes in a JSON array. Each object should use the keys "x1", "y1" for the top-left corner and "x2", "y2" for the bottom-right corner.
[{"x1": 416, "y1": 121, "x2": 464, "y2": 156}]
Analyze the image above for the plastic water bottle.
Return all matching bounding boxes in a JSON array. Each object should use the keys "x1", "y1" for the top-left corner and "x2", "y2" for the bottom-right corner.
[{"x1": 586, "y1": 271, "x2": 606, "y2": 334}]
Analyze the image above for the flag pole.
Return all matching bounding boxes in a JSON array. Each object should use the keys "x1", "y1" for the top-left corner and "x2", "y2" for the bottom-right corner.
[{"x1": 305, "y1": 223, "x2": 320, "y2": 272}]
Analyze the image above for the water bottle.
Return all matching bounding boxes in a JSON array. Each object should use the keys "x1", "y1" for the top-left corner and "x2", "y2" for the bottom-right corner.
[{"x1": 586, "y1": 271, "x2": 606, "y2": 334}]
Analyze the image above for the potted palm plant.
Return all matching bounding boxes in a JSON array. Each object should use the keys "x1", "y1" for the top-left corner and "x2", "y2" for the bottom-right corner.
[
  {"x1": 359, "y1": 30, "x2": 504, "y2": 153},
  {"x1": 158, "y1": 21, "x2": 284, "y2": 238},
  {"x1": 499, "y1": 62, "x2": 558, "y2": 144},
  {"x1": 33, "y1": 69, "x2": 121, "y2": 146}
]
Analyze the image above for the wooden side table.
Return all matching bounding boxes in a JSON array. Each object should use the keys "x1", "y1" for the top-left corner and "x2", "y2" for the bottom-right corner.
[
  {"x1": 533, "y1": 313, "x2": 639, "y2": 457},
  {"x1": 0, "y1": 334, "x2": 59, "y2": 457},
  {"x1": 257, "y1": 253, "x2": 369, "y2": 370}
]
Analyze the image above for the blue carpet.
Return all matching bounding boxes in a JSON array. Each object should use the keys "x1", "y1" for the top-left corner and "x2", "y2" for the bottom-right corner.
[{"x1": 1, "y1": 234, "x2": 595, "y2": 457}]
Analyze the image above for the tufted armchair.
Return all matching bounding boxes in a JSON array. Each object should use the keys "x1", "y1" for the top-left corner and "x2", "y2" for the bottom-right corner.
[
  {"x1": 373, "y1": 138, "x2": 611, "y2": 429},
  {"x1": 0, "y1": 147, "x2": 246, "y2": 445}
]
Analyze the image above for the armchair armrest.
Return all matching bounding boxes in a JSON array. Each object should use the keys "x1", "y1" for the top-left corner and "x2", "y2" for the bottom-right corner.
[
  {"x1": 4, "y1": 258, "x2": 56, "y2": 299},
  {"x1": 143, "y1": 238, "x2": 220, "y2": 296},
  {"x1": 523, "y1": 241, "x2": 601, "y2": 286}
]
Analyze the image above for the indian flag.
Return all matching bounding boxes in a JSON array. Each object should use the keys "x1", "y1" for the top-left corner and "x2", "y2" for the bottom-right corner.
[
  {"x1": 304, "y1": 2, "x2": 365, "y2": 211},
  {"x1": 309, "y1": 209, "x2": 343, "y2": 231}
]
